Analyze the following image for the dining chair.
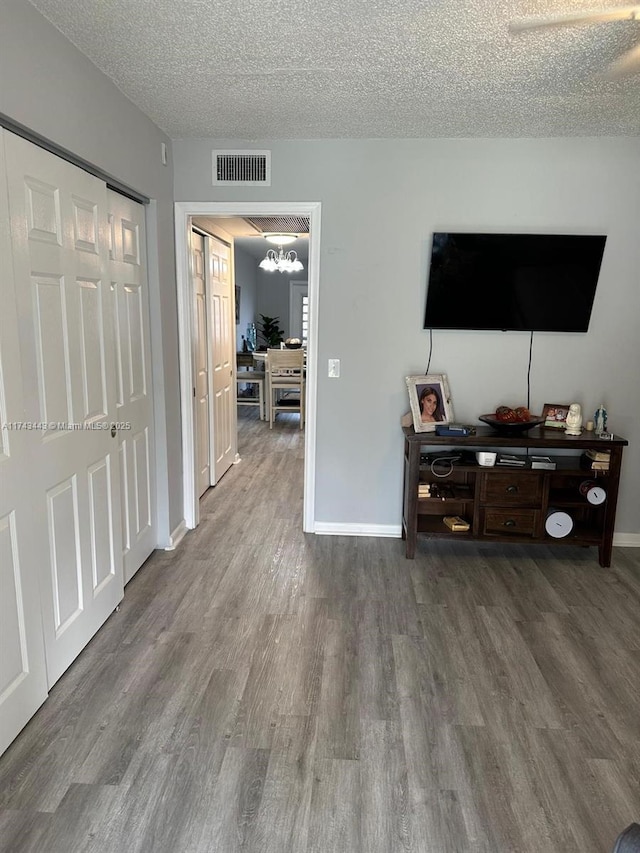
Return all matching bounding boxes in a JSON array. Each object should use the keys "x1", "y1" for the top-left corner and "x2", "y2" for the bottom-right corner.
[
  {"x1": 235, "y1": 370, "x2": 265, "y2": 420},
  {"x1": 266, "y1": 347, "x2": 305, "y2": 429}
]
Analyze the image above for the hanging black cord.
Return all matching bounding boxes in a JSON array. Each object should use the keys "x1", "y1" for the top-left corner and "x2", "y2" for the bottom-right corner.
[
  {"x1": 527, "y1": 331, "x2": 534, "y2": 410},
  {"x1": 525, "y1": 331, "x2": 534, "y2": 460},
  {"x1": 425, "y1": 328, "x2": 433, "y2": 374}
]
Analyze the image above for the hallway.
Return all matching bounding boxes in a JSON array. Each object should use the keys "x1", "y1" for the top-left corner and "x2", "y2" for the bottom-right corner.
[{"x1": 0, "y1": 409, "x2": 638, "y2": 852}]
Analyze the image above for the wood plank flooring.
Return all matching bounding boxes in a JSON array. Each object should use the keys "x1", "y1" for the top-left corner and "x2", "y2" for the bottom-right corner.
[{"x1": 1, "y1": 408, "x2": 638, "y2": 852}]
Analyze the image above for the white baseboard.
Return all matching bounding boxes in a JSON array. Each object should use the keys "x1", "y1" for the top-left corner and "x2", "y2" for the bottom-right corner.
[
  {"x1": 613, "y1": 532, "x2": 640, "y2": 548},
  {"x1": 311, "y1": 524, "x2": 639, "y2": 548},
  {"x1": 165, "y1": 520, "x2": 188, "y2": 550},
  {"x1": 313, "y1": 522, "x2": 402, "y2": 538}
]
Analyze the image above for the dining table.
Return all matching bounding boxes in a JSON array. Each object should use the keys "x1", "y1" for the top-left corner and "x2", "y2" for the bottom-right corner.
[
  {"x1": 236, "y1": 351, "x2": 255, "y2": 370},
  {"x1": 236, "y1": 350, "x2": 306, "y2": 370}
]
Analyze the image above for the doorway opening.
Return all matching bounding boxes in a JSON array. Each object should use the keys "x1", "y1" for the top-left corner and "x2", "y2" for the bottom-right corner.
[{"x1": 174, "y1": 201, "x2": 321, "y2": 533}]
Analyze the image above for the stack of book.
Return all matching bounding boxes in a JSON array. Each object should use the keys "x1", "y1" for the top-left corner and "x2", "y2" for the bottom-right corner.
[
  {"x1": 418, "y1": 483, "x2": 431, "y2": 498},
  {"x1": 580, "y1": 448, "x2": 611, "y2": 471},
  {"x1": 496, "y1": 454, "x2": 526, "y2": 467},
  {"x1": 443, "y1": 515, "x2": 470, "y2": 532},
  {"x1": 530, "y1": 455, "x2": 557, "y2": 470}
]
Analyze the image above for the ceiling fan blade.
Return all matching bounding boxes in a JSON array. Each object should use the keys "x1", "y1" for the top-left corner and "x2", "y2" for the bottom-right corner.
[
  {"x1": 509, "y1": 5, "x2": 640, "y2": 33},
  {"x1": 605, "y1": 42, "x2": 640, "y2": 76}
]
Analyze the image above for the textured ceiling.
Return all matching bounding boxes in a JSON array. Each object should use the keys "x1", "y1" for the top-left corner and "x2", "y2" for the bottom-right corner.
[{"x1": 28, "y1": 0, "x2": 640, "y2": 137}]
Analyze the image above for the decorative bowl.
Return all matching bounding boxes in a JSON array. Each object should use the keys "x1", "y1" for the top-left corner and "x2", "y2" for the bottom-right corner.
[
  {"x1": 284, "y1": 338, "x2": 302, "y2": 349},
  {"x1": 479, "y1": 414, "x2": 545, "y2": 435}
]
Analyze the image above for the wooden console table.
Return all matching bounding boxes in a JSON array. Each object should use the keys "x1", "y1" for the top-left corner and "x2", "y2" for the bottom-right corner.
[
  {"x1": 236, "y1": 351, "x2": 254, "y2": 370},
  {"x1": 402, "y1": 425, "x2": 628, "y2": 566}
]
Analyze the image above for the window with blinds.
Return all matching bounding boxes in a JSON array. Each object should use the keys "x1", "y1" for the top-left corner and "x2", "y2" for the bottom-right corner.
[{"x1": 301, "y1": 295, "x2": 309, "y2": 346}]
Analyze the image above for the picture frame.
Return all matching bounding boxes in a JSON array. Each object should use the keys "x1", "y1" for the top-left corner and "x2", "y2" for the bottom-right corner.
[
  {"x1": 542, "y1": 402, "x2": 571, "y2": 429},
  {"x1": 406, "y1": 374, "x2": 454, "y2": 433}
]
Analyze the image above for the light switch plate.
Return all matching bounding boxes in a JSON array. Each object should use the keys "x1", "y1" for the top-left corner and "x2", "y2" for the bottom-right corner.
[{"x1": 328, "y1": 358, "x2": 340, "y2": 378}]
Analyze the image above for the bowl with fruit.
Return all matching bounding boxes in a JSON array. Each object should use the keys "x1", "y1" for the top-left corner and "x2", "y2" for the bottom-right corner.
[{"x1": 479, "y1": 406, "x2": 545, "y2": 435}]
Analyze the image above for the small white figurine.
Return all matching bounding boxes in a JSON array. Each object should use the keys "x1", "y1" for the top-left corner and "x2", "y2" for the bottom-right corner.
[
  {"x1": 565, "y1": 402, "x2": 583, "y2": 436},
  {"x1": 594, "y1": 404, "x2": 607, "y2": 435}
]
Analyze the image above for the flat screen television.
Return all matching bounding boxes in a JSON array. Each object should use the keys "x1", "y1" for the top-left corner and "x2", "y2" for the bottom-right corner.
[{"x1": 424, "y1": 232, "x2": 607, "y2": 332}]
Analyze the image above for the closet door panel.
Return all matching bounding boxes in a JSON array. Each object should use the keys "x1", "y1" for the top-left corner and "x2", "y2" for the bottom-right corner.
[
  {"x1": 0, "y1": 130, "x2": 48, "y2": 755},
  {"x1": 4, "y1": 131, "x2": 123, "y2": 688},
  {"x1": 108, "y1": 190, "x2": 156, "y2": 582}
]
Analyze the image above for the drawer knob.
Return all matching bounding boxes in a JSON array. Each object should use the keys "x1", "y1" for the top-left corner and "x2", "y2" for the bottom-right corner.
[
  {"x1": 506, "y1": 485, "x2": 518, "y2": 493},
  {"x1": 504, "y1": 519, "x2": 516, "y2": 527}
]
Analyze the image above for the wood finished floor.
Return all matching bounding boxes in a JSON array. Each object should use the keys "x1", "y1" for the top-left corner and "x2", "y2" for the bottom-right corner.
[{"x1": 1, "y1": 408, "x2": 638, "y2": 852}]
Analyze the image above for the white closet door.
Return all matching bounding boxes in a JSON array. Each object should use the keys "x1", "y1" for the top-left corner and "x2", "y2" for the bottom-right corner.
[
  {"x1": 208, "y1": 235, "x2": 235, "y2": 483},
  {"x1": 108, "y1": 190, "x2": 156, "y2": 582},
  {"x1": 4, "y1": 131, "x2": 123, "y2": 687},
  {"x1": 0, "y1": 131, "x2": 49, "y2": 754},
  {"x1": 191, "y1": 230, "x2": 211, "y2": 496}
]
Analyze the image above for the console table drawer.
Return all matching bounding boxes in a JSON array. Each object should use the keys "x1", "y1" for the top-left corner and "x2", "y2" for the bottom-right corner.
[
  {"x1": 481, "y1": 508, "x2": 540, "y2": 537},
  {"x1": 479, "y1": 473, "x2": 542, "y2": 505}
]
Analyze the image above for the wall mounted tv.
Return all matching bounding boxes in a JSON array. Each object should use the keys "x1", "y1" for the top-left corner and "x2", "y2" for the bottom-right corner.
[{"x1": 424, "y1": 232, "x2": 607, "y2": 332}]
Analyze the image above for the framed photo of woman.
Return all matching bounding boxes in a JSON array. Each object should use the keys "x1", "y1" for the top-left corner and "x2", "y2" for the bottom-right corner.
[{"x1": 406, "y1": 374, "x2": 454, "y2": 433}]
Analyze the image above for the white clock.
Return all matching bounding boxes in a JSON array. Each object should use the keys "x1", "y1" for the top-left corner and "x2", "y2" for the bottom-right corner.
[
  {"x1": 579, "y1": 480, "x2": 607, "y2": 505},
  {"x1": 545, "y1": 510, "x2": 573, "y2": 538},
  {"x1": 586, "y1": 485, "x2": 606, "y2": 505}
]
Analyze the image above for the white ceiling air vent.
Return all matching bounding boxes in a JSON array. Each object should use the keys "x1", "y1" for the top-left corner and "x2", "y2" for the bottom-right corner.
[
  {"x1": 245, "y1": 216, "x2": 310, "y2": 235},
  {"x1": 212, "y1": 150, "x2": 271, "y2": 186}
]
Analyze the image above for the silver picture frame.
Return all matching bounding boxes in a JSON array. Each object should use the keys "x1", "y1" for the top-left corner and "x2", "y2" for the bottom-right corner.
[{"x1": 406, "y1": 374, "x2": 454, "y2": 433}]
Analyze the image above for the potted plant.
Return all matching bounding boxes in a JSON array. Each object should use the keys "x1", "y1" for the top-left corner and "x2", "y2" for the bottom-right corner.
[{"x1": 257, "y1": 314, "x2": 284, "y2": 349}]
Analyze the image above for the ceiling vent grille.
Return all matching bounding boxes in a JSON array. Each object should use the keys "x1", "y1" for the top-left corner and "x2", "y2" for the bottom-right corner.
[
  {"x1": 245, "y1": 216, "x2": 310, "y2": 235},
  {"x1": 212, "y1": 150, "x2": 271, "y2": 186}
]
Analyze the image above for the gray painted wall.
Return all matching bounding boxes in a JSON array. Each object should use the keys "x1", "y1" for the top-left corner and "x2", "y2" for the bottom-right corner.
[
  {"x1": 256, "y1": 276, "x2": 308, "y2": 341},
  {"x1": 256, "y1": 270, "x2": 291, "y2": 341},
  {"x1": 236, "y1": 255, "x2": 303, "y2": 343},
  {"x1": 1, "y1": 0, "x2": 182, "y2": 541},
  {"x1": 4, "y1": 0, "x2": 637, "y2": 540},
  {"x1": 234, "y1": 245, "x2": 258, "y2": 345},
  {"x1": 174, "y1": 137, "x2": 640, "y2": 535}
]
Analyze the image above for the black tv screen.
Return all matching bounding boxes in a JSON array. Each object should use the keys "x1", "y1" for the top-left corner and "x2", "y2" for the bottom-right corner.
[{"x1": 424, "y1": 232, "x2": 606, "y2": 332}]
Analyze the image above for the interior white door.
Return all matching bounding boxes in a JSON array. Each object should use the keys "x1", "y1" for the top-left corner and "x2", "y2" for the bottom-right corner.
[
  {"x1": 4, "y1": 131, "x2": 123, "y2": 688},
  {"x1": 0, "y1": 131, "x2": 49, "y2": 754},
  {"x1": 207, "y1": 235, "x2": 236, "y2": 482},
  {"x1": 108, "y1": 190, "x2": 156, "y2": 582},
  {"x1": 191, "y1": 229, "x2": 211, "y2": 497}
]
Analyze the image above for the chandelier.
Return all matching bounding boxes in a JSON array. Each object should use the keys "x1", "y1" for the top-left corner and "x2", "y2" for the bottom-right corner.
[{"x1": 258, "y1": 233, "x2": 304, "y2": 273}]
